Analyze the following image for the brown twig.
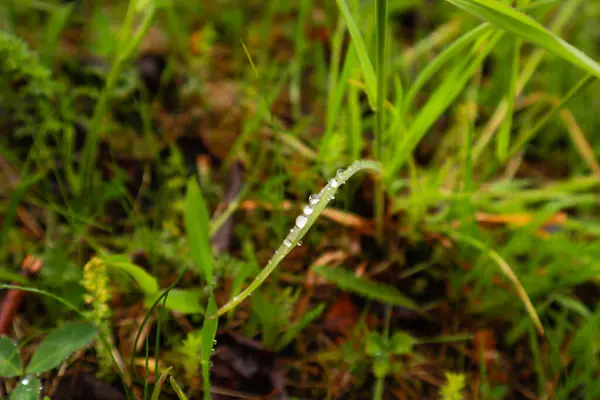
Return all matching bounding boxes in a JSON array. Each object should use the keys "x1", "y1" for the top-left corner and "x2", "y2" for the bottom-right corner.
[{"x1": 0, "y1": 255, "x2": 44, "y2": 335}]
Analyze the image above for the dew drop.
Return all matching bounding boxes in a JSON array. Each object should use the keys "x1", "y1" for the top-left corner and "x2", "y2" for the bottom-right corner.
[
  {"x1": 330, "y1": 178, "x2": 339, "y2": 188},
  {"x1": 213, "y1": 340, "x2": 217, "y2": 345},
  {"x1": 309, "y1": 194, "x2": 319, "y2": 205},
  {"x1": 336, "y1": 168, "x2": 344, "y2": 179},
  {"x1": 283, "y1": 239, "x2": 292, "y2": 247},
  {"x1": 303, "y1": 206, "x2": 314, "y2": 216},
  {"x1": 295, "y1": 215, "x2": 308, "y2": 229},
  {"x1": 21, "y1": 378, "x2": 29, "y2": 385},
  {"x1": 209, "y1": 361, "x2": 214, "y2": 367},
  {"x1": 297, "y1": 241, "x2": 303, "y2": 247}
]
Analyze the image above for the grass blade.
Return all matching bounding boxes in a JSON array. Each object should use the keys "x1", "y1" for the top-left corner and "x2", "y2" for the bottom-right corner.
[
  {"x1": 444, "y1": 0, "x2": 600, "y2": 79},
  {"x1": 404, "y1": 23, "x2": 492, "y2": 112},
  {"x1": 213, "y1": 160, "x2": 383, "y2": 317},
  {"x1": 201, "y1": 296, "x2": 218, "y2": 400},
  {"x1": 390, "y1": 31, "x2": 502, "y2": 176},
  {"x1": 184, "y1": 178, "x2": 213, "y2": 282},
  {"x1": 497, "y1": 35, "x2": 521, "y2": 161},
  {"x1": 276, "y1": 303, "x2": 326, "y2": 351},
  {"x1": 450, "y1": 232, "x2": 544, "y2": 335},
  {"x1": 334, "y1": 0, "x2": 377, "y2": 105},
  {"x1": 313, "y1": 266, "x2": 417, "y2": 309}
]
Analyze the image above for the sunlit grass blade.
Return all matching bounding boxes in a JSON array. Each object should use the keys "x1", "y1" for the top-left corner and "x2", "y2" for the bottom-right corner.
[
  {"x1": 404, "y1": 23, "x2": 492, "y2": 112},
  {"x1": 313, "y1": 265, "x2": 417, "y2": 309},
  {"x1": 444, "y1": 0, "x2": 600, "y2": 79},
  {"x1": 334, "y1": 0, "x2": 377, "y2": 105},
  {"x1": 389, "y1": 31, "x2": 503, "y2": 177},
  {"x1": 471, "y1": 0, "x2": 584, "y2": 162},
  {"x1": 497, "y1": 35, "x2": 521, "y2": 161}
]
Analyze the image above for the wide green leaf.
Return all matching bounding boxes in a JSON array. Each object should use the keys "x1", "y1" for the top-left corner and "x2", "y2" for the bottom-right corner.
[
  {"x1": 0, "y1": 337, "x2": 21, "y2": 377},
  {"x1": 444, "y1": 0, "x2": 600, "y2": 79},
  {"x1": 313, "y1": 266, "x2": 417, "y2": 309},
  {"x1": 334, "y1": 0, "x2": 377, "y2": 105},
  {"x1": 184, "y1": 178, "x2": 213, "y2": 282},
  {"x1": 9, "y1": 375, "x2": 40, "y2": 400},
  {"x1": 26, "y1": 322, "x2": 98, "y2": 374},
  {"x1": 105, "y1": 256, "x2": 159, "y2": 295},
  {"x1": 145, "y1": 288, "x2": 205, "y2": 314}
]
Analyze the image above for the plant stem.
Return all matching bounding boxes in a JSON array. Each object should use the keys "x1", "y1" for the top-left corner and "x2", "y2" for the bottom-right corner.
[{"x1": 374, "y1": 0, "x2": 388, "y2": 243}]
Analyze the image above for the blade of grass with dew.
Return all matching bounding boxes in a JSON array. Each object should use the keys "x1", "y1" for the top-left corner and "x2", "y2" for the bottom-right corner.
[
  {"x1": 374, "y1": 0, "x2": 388, "y2": 243},
  {"x1": 334, "y1": 0, "x2": 377, "y2": 105},
  {"x1": 212, "y1": 160, "x2": 383, "y2": 317},
  {"x1": 201, "y1": 296, "x2": 218, "y2": 400},
  {"x1": 389, "y1": 31, "x2": 503, "y2": 177},
  {"x1": 443, "y1": 0, "x2": 600, "y2": 78},
  {"x1": 314, "y1": 265, "x2": 417, "y2": 308},
  {"x1": 184, "y1": 178, "x2": 213, "y2": 282},
  {"x1": 449, "y1": 232, "x2": 544, "y2": 334}
]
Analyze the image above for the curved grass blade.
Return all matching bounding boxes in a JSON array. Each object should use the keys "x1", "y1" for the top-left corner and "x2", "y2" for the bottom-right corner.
[
  {"x1": 444, "y1": 0, "x2": 600, "y2": 79},
  {"x1": 213, "y1": 160, "x2": 383, "y2": 318},
  {"x1": 450, "y1": 232, "x2": 544, "y2": 335}
]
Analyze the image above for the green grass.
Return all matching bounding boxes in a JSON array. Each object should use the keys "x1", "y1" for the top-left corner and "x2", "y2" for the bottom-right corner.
[{"x1": 1, "y1": 0, "x2": 600, "y2": 398}]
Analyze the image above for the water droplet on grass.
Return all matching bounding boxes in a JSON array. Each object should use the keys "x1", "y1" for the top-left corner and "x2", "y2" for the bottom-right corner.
[
  {"x1": 283, "y1": 239, "x2": 292, "y2": 247},
  {"x1": 297, "y1": 241, "x2": 303, "y2": 247},
  {"x1": 309, "y1": 194, "x2": 319, "y2": 205},
  {"x1": 295, "y1": 215, "x2": 308, "y2": 229},
  {"x1": 303, "y1": 206, "x2": 313, "y2": 216},
  {"x1": 330, "y1": 178, "x2": 339, "y2": 188}
]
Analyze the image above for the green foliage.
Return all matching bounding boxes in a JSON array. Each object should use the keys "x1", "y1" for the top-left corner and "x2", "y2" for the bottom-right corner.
[
  {"x1": 26, "y1": 322, "x2": 98, "y2": 374},
  {"x1": 313, "y1": 266, "x2": 417, "y2": 309},
  {"x1": 444, "y1": 0, "x2": 600, "y2": 78},
  {"x1": 9, "y1": 375, "x2": 40, "y2": 400},
  {"x1": 0, "y1": 337, "x2": 21, "y2": 377},
  {"x1": 440, "y1": 372, "x2": 466, "y2": 400},
  {"x1": 0, "y1": 30, "x2": 72, "y2": 139}
]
